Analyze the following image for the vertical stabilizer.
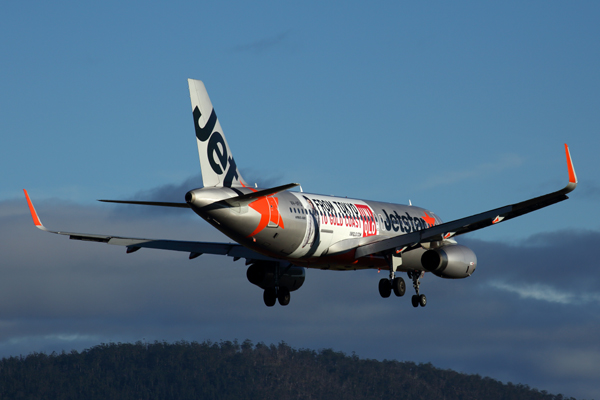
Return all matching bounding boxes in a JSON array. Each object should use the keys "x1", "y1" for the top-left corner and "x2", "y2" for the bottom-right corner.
[{"x1": 188, "y1": 79, "x2": 246, "y2": 187}]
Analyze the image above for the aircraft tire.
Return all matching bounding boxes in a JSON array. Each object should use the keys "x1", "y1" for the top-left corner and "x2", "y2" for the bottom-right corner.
[
  {"x1": 379, "y1": 279, "x2": 391, "y2": 298},
  {"x1": 392, "y1": 277, "x2": 406, "y2": 297},
  {"x1": 411, "y1": 295, "x2": 419, "y2": 308},
  {"x1": 278, "y1": 287, "x2": 291, "y2": 306},
  {"x1": 263, "y1": 288, "x2": 277, "y2": 307},
  {"x1": 419, "y1": 294, "x2": 427, "y2": 307}
]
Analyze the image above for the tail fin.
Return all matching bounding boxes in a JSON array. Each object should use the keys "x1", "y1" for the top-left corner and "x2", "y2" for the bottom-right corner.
[{"x1": 188, "y1": 79, "x2": 246, "y2": 188}]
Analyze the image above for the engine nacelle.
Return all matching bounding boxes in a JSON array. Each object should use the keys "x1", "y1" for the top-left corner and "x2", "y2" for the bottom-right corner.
[
  {"x1": 421, "y1": 245, "x2": 477, "y2": 279},
  {"x1": 246, "y1": 262, "x2": 306, "y2": 291}
]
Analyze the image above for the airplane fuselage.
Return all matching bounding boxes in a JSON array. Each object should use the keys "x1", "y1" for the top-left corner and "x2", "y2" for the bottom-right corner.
[{"x1": 186, "y1": 187, "x2": 470, "y2": 274}]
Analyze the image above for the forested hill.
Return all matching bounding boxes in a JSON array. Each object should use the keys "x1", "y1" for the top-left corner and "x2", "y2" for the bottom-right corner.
[{"x1": 0, "y1": 340, "x2": 575, "y2": 400}]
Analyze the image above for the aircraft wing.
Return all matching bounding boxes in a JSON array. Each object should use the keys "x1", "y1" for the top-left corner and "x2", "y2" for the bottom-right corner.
[
  {"x1": 23, "y1": 190, "x2": 275, "y2": 262},
  {"x1": 354, "y1": 144, "x2": 578, "y2": 258}
]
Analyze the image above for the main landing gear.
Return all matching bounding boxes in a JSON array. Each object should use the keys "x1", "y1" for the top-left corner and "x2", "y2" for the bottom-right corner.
[
  {"x1": 263, "y1": 287, "x2": 290, "y2": 307},
  {"x1": 408, "y1": 270, "x2": 427, "y2": 308},
  {"x1": 378, "y1": 277, "x2": 406, "y2": 298},
  {"x1": 263, "y1": 262, "x2": 291, "y2": 307},
  {"x1": 378, "y1": 253, "x2": 406, "y2": 298},
  {"x1": 378, "y1": 253, "x2": 426, "y2": 307}
]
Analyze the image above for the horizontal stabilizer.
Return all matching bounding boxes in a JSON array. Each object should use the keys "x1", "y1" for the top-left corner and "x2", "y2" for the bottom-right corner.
[
  {"x1": 99, "y1": 200, "x2": 190, "y2": 208},
  {"x1": 224, "y1": 183, "x2": 299, "y2": 206}
]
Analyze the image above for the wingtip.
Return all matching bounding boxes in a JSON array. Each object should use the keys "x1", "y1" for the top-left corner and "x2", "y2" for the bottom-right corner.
[
  {"x1": 23, "y1": 189, "x2": 47, "y2": 230},
  {"x1": 564, "y1": 143, "x2": 578, "y2": 185}
]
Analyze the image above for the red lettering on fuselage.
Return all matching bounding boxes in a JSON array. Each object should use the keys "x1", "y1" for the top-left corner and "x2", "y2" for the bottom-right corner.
[
  {"x1": 309, "y1": 198, "x2": 377, "y2": 237},
  {"x1": 355, "y1": 204, "x2": 377, "y2": 237}
]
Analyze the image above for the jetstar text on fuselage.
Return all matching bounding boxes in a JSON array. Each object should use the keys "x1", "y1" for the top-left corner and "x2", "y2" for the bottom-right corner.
[{"x1": 381, "y1": 209, "x2": 435, "y2": 234}]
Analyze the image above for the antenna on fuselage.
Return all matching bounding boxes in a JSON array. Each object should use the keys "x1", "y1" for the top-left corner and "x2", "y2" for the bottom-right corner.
[{"x1": 409, "y1": 200, "x2": 412, "y2": 206}]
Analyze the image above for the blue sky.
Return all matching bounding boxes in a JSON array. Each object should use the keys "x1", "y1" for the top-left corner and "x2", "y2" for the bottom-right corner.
[{"x1": 2, "y1": 1, "x2": 600, "y2": 398}]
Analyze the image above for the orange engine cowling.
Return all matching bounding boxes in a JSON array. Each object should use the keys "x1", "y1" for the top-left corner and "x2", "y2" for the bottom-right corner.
[{"x1": 421, "y1": 245, "x2": 477, "y2": 279}]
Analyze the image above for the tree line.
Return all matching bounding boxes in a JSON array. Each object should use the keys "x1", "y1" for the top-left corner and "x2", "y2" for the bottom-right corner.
[{"x1": 0, "y1": 340, "x2": 577, "y2": 400}]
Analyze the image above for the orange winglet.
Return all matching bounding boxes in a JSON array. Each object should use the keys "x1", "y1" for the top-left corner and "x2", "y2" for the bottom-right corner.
[
  {"x1": 23, "y1": 189, "x2": 44, "y2": 228},
  {"x1": 564, "y1": 144, "x2": 577, "y2": 184}
]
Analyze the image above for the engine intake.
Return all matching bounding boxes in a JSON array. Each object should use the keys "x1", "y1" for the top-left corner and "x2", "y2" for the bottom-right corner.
[
  {"x1": 421, "y1": 245, "x2": 477, "y2": 279},
  {"x1": 246, "y1": 262, "x2": 306, "y2": 291}
]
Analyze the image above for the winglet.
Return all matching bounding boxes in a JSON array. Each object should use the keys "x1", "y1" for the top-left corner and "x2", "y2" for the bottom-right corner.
[
  {"x1": 565, "y1": 143, "x2": 577, "y2": 184},
  {"x1": 23, "y1": 189, "x2": 48, "y2": 231},
  {"x1": 563, "y1": 144, "x2": 578, "y2": 194}
]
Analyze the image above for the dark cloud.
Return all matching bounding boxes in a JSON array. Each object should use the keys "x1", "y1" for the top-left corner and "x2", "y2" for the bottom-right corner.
[
  {"x1": 131, "y1": 174, "x2": 203, "y2": 203},
  {"x1": 102, "y1": 169, "x2": 290, "y2": 218},
  {"x1": 1, "y1": 198, "x2": 599, "y2": 399},
  {"x1": 104, "y1": 173, "x2": 287, "y2": 217},
  {"x1": 99, "y1": 174, "x2": 200, "y2": 217}
]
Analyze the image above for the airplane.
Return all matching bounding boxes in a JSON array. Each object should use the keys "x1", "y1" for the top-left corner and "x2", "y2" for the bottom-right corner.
[{"x1": 24, "y1": 79, "x2": 578, "y2": 308}]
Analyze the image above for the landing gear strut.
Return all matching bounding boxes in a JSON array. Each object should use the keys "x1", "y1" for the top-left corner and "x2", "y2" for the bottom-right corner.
[
  {"x1": 408, "y1": 270, "x2": 426, "y2": 307},
  {"x1": 378, "y1": 254, "x2": 406, "y2": 298}
]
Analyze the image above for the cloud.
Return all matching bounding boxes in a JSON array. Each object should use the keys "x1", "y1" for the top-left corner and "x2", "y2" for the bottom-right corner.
[
  {"x1": 2, "y1": 197, "x2": 600, "y2": 399},
  {"x1": 102, "y1": 174, "x2": 202, "y2": 217},
  {"x1": 488, "y1": 281, "x2": 600, "y2": 305},
  {"x1": 416, "y1": 153, "x2": 524, "y2": 191},
  {"x1": 577, "y1": 180, "x2": 600, "y2": 200},
  {"x1": 232, "y1": 31, "x2": 291, "y2": 54},
  {"x1": 104, "y1": 173, "x2": 288, "y2": 217},
  {"x1": 131, "y1": 174, "x2": 203, "y2": 203}
]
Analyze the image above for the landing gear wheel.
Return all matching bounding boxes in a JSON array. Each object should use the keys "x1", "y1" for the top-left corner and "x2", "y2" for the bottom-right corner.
[
  {"x1": 379, "y1": 279, "x2": 392, "y2": 298},
  {"x1": 411, "y1": 295, "x2": 419, "y2": 308},
  {"x1": 278, "y1": 287, "x2": 291, "y2": 306},
  {"x1": 263, "y1": 288, "x2": 276, "y2": 307},
  {"x1": 392, "y1": 277, "x2": 406, "y2": 297},
  {"x1": 408, "y1": 270, "x2": 427, "y2": 308}
]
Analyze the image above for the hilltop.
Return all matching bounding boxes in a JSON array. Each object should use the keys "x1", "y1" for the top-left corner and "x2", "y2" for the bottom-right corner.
[{"x1": 0, "y1": 340, "x2": 576, "y2": 400}]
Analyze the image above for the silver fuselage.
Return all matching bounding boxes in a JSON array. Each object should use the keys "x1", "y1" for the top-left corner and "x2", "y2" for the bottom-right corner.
[{"x1": 187, "y1": 187, "x2": 449, "y2": 272}]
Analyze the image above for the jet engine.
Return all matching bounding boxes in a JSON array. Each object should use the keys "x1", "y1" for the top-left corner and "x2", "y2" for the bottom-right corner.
[
  {"x1": 246, "y1": 261, "x2": 306, "y2": 291},
  {"x1": 420, "y1": 245, "x2": 477, "y2": 279}
]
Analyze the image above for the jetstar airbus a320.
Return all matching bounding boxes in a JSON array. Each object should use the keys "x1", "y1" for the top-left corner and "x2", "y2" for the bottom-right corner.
[{"x1": 24, "y1": 79, "x2": 578, "y2": 308}]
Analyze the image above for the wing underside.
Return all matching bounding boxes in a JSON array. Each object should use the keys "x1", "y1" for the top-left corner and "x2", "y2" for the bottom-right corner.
[
  {"x1": 354, "y1": 144, "x2": 578, "y2": 258},
  {"x1": 23, "y1": 189, "x2": 274, "y2": 262}
]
